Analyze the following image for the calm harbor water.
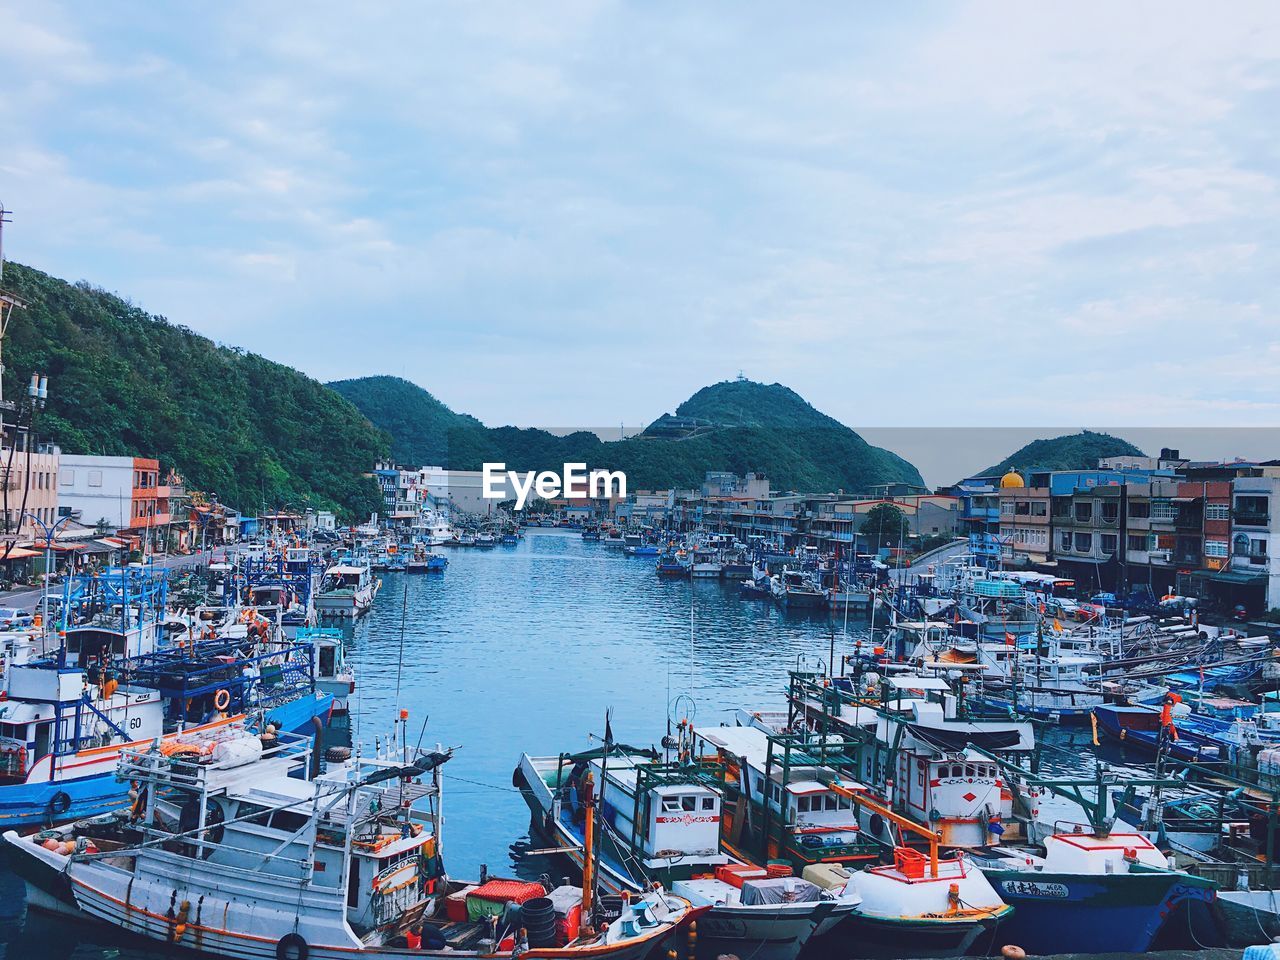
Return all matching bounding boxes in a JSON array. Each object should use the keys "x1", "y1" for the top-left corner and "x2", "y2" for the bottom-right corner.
[{"x1": 0, "y1": 529, "x2": 881, "y2": 959}]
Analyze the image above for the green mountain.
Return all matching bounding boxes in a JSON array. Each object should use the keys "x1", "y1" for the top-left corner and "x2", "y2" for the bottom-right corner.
[
  {"x1": 334, "y1": 376, "x2": 924, "y2": 494},
  {"x1": 1, "y1": 263, "x2": 387, "y2": 518},
  {"x1": 328, "y1": 376, "x2": 497, "y2": 469},
  {"x1": 982, "y1": 430, "x2": 1145, "y2": 476}
]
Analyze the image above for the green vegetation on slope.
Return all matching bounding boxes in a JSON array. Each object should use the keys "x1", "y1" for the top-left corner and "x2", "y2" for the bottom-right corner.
[
  {"x1": 982, "y1": 430, "x2": 1145, "y2": 476},
  {"x1": 329, "y1": 376, "x2": 497, "y2": 468},
  {"x1": 334, "y1": 376, "x2": 924, "y2": 494},
  {"x1": 2, "y1": 263, "x2": 387, "y2": 519}
]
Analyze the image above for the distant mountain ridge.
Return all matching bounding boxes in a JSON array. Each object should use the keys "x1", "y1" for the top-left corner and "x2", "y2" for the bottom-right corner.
[
  {"x1": 981, "y1": 430, "x2": 1145, "y2": 477},
  {"x1": 333, "y1": 376, "x2": 925, "y2": 494}
]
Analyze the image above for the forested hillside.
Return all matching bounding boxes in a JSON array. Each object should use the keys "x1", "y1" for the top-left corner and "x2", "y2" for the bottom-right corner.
[{"x1": 2, "y1": 263, "x2": 387, "y2": 518}]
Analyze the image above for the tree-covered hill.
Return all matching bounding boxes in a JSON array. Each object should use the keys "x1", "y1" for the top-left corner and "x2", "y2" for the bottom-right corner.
[
  {"x1": 335, "y1": 376, "x2": 924, "y2": 494},
  {"x1": 1, "y1": 263, "x2": 387, "y2": 518},
  {"x1": 981, "y1": 430, "x2": 1145, "y2": 476},
  {"x1": 329, "y1": 376, "x2": 497, "y2": 469}
]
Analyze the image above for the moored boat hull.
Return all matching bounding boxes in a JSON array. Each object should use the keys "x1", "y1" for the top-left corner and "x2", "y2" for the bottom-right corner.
[
  {"x1": 981, "y1": 867, "x2": 1217, "y2": 954},
  {"x1": 833, "y1": 911, "x2": 996, "y2": 958}
]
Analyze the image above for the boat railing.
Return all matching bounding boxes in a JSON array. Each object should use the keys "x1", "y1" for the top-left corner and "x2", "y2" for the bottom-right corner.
[{"x1": 116, "y1": 727, "x2": 312, "y2": 789}]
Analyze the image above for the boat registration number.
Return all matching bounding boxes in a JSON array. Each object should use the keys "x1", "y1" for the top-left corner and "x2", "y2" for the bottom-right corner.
[{"x1": 1000, "y1": 879, "x2": 1069, "y2": 899}]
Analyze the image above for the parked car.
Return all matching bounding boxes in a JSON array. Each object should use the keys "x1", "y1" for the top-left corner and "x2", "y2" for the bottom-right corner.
[{"x1": 0, "y1": 607, "x2": 34, "y2": 629}]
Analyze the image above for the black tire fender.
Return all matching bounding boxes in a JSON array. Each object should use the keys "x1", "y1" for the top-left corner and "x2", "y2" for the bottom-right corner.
[{"x1": 276, "y1": 932, "x2": 308, "y2": 960}]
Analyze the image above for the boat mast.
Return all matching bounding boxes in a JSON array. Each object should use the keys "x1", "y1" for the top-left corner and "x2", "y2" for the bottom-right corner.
[{"x1": 580, "y1": 769, "x2": 597, "y2": 930}]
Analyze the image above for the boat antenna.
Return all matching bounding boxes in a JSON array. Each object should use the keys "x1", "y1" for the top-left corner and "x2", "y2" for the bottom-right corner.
[
  {"x1": 689, "y1": 580, "x2": 695, "y2": 704},
  {"x1": 395, "y1": 580, "x2": 408, "y2": 722}
]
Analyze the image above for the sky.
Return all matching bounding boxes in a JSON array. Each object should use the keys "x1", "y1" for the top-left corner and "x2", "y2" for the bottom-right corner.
[{"x1": 1, "y1": 1, "x2": 1279, "y2": 445}]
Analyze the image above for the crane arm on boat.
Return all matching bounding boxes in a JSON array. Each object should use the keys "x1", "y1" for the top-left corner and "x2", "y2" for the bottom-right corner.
[{"x1": 827, "y1": 778, "x2": 944, "y2": 878}]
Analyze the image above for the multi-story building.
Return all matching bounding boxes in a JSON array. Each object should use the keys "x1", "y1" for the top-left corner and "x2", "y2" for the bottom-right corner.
[
  {"x1": 372, "y1": 461, "x2": 423, "y2": 528},
  {"x1": 57, "y1": 455, "x2": 170, "y2": 543},
  {"x1": 1229, "y1": 476, "x2": 1279, "y2": 612},
  {"x1": 0, "y1": 441, "x2": 61, "y2": 540},
  {"x1": 996, "y1": 470, "x2": 1052, "y2": 564},
  {"x1": 807, "y1": 496, "x2": 959, "y2": 551}
]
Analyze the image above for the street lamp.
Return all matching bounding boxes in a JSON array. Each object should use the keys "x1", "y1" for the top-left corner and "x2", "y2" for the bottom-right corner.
[{"x1": 24, "y1": 511, "x2": 73, "y2": 628}]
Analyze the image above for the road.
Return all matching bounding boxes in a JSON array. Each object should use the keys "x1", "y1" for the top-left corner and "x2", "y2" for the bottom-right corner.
[
  {"x1": 889, "y1": 537, "x2": 969, "y2": 583},
  {"x1": 0, "y1": 551, "x2": 221, "y2": 610}
]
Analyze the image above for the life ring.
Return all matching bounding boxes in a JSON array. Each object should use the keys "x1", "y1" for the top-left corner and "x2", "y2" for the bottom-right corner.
[
  {"x1": 214, "y1": 688, "x2": 231, "y2": 711},
  {"x1": 276, "y1": 932, "x2": 308, "y2": 960}
]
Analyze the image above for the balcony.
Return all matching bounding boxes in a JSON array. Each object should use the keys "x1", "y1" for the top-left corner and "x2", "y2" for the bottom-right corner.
[
  {"x1": 1233, "y1": 509, "x2": 1271, "y2": 527},
  {"x1": 1234, "y1": 553, "x2": 1270, "y2": 567}
]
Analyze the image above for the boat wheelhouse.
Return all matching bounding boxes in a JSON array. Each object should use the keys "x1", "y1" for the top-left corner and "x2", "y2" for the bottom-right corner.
[{"x1": 316, "y1": 560, "x2": 379, "y2": 619}]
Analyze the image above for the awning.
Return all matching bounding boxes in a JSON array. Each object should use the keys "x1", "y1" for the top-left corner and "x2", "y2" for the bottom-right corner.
[
  {"x1": 95, "y1": 539, "x2": 127, "y2": 550},
  {"x1": 887, "y1": 675, "x2": 952, "y2": 691},
  {"x1": 0, "y1": 547, "x2": 38, "y2": 560},
  {"x1": 33, "y1": 541, "x2": 86, "y2": 552},
  {"x1": 1210, "y1": 569, "x2": 1267, "y2": 584}
]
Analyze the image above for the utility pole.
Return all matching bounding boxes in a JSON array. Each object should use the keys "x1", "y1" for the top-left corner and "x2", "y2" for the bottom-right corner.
[{"x1": 0, "y1": 201, "x2": 11, "y2": 282}]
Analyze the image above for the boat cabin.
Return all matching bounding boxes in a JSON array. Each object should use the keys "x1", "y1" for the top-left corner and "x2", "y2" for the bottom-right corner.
[
  {"x1": 0, "y1": 662, "x2": 163, "y2": 784},
  {"x1": 692, "y1": 724, "x2": 869, "y2": 866},
  {"x1": 586, "y1": 755, "x2": 728, "y2": 872}
]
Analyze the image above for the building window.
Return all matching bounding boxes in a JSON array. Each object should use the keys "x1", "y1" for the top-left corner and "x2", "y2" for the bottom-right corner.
[
  {"x1": 1101, "y1": 534, "x2": 1118, "y2": 553},
  {"x1": 89, "y1": 470, "x2": 103, "y2": 488},
  {"x1": 1205, "y1": 504, "x2": 1230, "y2": 521},
  {"x1": 1001, "y1": 501, "x2": 1014, "y2": 515},
  {"x1": 61, "y1": 470, "x2": 73, "y2": 486},
  {"x1": 1074, "y1": 532, "x2": 1093, "y2": 552},
  {"x1": 1128, "y1": 533, "x2": 1154, "y2": 552},
  {"x1": 1060, "y1": 531, "x2": 1072, "y2": 551},
  {"x1": 1101, "y1": 502, "x2": 1119, "y2": 523},
  {"x1": 1239, "y1": 537, "x2": 1269, "y2": 560},
  {"x1": 1031, "y1": 502, "x2": 1047, "y2": 517},
  {"x1": 1205, "y1": 540, "x2": 1228, "y2": 558},
  {"x1": 1129, "y1": 500, "x2": 1149, "y2": 518},
  {"x1": 1150, "y1": 500, "x2": 1176, "y2": 521},
  {"x1": 1074, "y1": 502, "x2": 1093, "y2": 522}
]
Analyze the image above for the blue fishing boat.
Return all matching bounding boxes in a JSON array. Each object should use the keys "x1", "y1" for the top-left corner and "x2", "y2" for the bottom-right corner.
[
  {"x1": 973, "y1": 833, "x2": 1216, "y2": 954},
  {"x1": 0, "y1": 567, "x2": 332, "y2": 831},
  {"x1": 1092, "y1": 703, "x2": 1225, "y2": 762},
  {"x1": 655, "y1": 553, "x2": 687, "y2": 576}
]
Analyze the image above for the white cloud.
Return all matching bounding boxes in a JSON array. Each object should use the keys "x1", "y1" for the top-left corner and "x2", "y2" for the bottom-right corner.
[{"x1": 0, "y1": 0, "x2": 1277, "y2": 429}]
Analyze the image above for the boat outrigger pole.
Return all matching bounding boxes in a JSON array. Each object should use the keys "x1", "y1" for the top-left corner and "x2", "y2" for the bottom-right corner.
[
  {"x1": 828, "y1": 778, "x2": 943, "y2": 877},
  {"x1": 580, "y1": 769, "x2": 597, "y2": 931},
  {"x1": 969, "y1": 746, "x2": 1182, "y2": 838}
]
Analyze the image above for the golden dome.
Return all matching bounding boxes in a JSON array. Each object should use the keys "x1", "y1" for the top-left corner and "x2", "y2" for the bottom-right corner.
[{"x1": 999, "y1": 469, "x2": 1026, "y2": 489}]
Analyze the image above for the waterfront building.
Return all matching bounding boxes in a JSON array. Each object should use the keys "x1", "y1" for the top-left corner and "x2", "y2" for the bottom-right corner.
[
  {"x1": 372, "y1": 460, "x2": 423, "y2": 528},
  {"x1": 1228, "y1": 475, "x2": 1280, "y2": 612},
  {"x1": 996, "y1": 470, "x2": 1052, "y2": 564},
  {"x1": 57, "y1": 454, "x2": 170, "y2": 547},
  {"x1": 417, "y1": 465, "x2": 517, "y2": 516},
  {"x1": 954, "y1": 478, "x2": 1001, "y2": 537},
  {"x1": 0, "y1": 441, "x2": 61, "y2": 540}
]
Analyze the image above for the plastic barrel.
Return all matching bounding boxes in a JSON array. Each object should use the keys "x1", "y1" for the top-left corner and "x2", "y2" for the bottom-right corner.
[{"x1": 522, "y1": 897, "x2": 557, "y2": 947}]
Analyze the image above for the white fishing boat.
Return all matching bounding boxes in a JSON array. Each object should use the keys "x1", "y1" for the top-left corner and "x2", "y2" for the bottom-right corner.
[
  {"x1": 516, "y1": 747, "x2": 860, "y2": 960},
  {"x1": 415, "y1": 510, "x2": 456, "y2": 547},
  {"x1": 315, "y1": 559, "x2": 379, "y2": 619},
  {"x1": 688, "y1": 550, "x2": 723, "y2": 579},
  {"x1": 301, "y1": 626, "x2": 357, "y2": 714},
  {"x1": 838, "y1": 847, "x2": 1012, "y2": 957},
  {"x1": 7, "y1": 721, "x2": 703, "y2": 960}
]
